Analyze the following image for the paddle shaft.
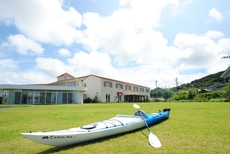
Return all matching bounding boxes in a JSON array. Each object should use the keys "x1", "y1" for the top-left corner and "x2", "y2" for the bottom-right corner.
[
  {"x1": 137, "y1": 109, "x2": 152, "y2": 133},
  {"x1": 133, "y1": 104, "x2": 162, "y2": 148}
]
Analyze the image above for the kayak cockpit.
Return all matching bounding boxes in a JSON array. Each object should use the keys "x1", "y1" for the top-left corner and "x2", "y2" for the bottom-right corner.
[{"x1": 81, "y1": 124, "x2": 97, "y2": 129}]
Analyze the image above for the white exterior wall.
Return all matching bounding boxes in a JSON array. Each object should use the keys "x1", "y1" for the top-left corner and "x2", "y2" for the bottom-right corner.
[
  {"x1": 82, "y1": 75, "x2": 150, "y2": 102},
  {"x1": 83, "y1": 76, "x2": 102, "y2": 101},
  {"x1": 76, "y1": 92, "x2": 83, "y2": 104},
  {"x1": 57, "y1": 76, "x2": 66, "y2": 81},
  {"x1": 101, "y1": 80, "x2": 124, "y2": 102}
]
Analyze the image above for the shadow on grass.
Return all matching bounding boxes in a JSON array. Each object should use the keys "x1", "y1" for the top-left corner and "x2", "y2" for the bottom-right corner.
[{"x1": 37, "y1": 119, "x2": 169, "y2": 154}]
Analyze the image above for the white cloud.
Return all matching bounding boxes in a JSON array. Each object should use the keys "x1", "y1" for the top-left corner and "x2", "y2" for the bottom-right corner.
[
  {"x1": 0, "y1": 71, "x2": 54, "y2": 84},
  {"x1": 209, "y1": 8, "x2": 223, "y2": 22},
  {"x1": 81, "y1": 2, "x2": 178, "y2": 66},
  {"x1": 68, "y1": 51, "x2": 117, "y2": 77},
  {"x1": 0, "y1": 59, "x2": 53, "y2": 84},
  {"x1": 3, "y1": 34, "x2": 44, "y2": 55},
  {"x1": 0, "y1": 59, "x2": 18, "y2": 71},
  {"x1": 0, "y1": 0, "x2": 83, "y2": 46},
  {"x1": 174, "y1": 31, "x2": 230, "y2": 75},
  {"x1": 204, "y1": 30, "x2": 224, "y2": 39},
  {"x1": 58, "y1": 48, "x2": 71, "y2": 57},
  {"x1": 35, "y1": 58, "x2": 67, "y2": 76}
]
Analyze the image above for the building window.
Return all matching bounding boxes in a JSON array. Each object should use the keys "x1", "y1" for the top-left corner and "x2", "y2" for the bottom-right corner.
[
  {"x1": 116, "y1": 83, "x2": 123, "y2": 89},
  {"x1": 58, "y1": 81, "x2": 76, "y2": 87},
  {"x1": 140, "y1": 88, "x2": 144, "y2": 92},
  {"x1": 145, "y1": 89, "x2": 149, "y2": 92},
  {"x1": 118, "y1": 96, "x2": 121, "y2": 102},
  {"x1": 133, "y1": 87, "x2": 138, "y2": 91},
  {"x1": 104, "y1": 81, "x2": 112, "y2": 88},
  {"x1": 126, "y1": 85, "x2": 131, "y2": 90},
  {"x1": 106, "y1": 94, "x2": 110, "y2": 102}
]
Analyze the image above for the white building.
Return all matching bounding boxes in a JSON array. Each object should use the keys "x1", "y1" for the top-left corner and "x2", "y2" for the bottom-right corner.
[
  {"x1": 0, "y1": 73, "x2": 150, "y2": 104},
  {"x1": 49, "y1": 73, "x2": 150, "y2": 103}
]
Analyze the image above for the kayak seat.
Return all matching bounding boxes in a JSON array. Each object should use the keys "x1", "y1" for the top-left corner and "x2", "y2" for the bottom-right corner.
[
  {"x1": 134, "y1": 110, "x2": 147, "y2": 118},
  {"x1": 81, "y1": 124, "x2": 97, "y2": 129}
]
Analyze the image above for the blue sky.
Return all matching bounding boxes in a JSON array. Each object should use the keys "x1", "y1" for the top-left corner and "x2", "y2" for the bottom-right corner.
[{"x1": 0, "y1": 0, "x2": 230, "y2": 88}]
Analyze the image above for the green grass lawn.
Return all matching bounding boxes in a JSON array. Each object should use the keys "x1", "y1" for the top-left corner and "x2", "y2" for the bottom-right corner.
[{"x1": 0, "y1": 102, "x2": 230, "y2": 154}]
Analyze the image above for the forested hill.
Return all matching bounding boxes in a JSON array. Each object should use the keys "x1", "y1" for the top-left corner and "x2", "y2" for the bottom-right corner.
[{"x1": 179, "y1": 71, "x2": 224, "y2": 90}]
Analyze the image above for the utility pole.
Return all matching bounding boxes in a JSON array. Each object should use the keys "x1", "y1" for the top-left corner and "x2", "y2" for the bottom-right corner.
[
  {"x1": 175, "y1": 78, "x2": 178, "y2": 94},
  {"x1": 155, "y1": 80, "x2": 158, "y2": 98}
]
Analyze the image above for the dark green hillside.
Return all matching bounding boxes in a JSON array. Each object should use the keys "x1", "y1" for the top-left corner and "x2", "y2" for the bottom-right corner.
[{"x1": 180, "y1": 71, "x2": 224, "y2": 90}]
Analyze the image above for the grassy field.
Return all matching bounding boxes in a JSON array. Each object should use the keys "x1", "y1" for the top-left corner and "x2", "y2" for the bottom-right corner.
[{"x1": 0, "y1": 102, "x2": 229, "y2": 154}]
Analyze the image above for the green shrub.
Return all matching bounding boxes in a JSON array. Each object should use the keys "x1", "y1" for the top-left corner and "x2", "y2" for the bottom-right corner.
[
  {"x1": 83, "y1": 97, "x2": 93, "y2": 103},
  {"x1": 194, "y1": 91, "x2": 223, "y2": 102},
  {"x1": 208, "y1": 98, "x2": 226, "y2": 102}
]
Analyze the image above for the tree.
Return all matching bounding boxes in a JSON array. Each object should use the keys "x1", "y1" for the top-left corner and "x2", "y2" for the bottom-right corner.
[
  {"x1": 186, "y1": 88, "x2": 197, "y2": 99},
  {"x1": 222, "y1": 82, "x2": 230, "y2": 100}
]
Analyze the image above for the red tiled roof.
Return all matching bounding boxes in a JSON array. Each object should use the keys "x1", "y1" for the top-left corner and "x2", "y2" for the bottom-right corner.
[{"x1": 57, "y1": 72, "x2": 75, "y2": 78}]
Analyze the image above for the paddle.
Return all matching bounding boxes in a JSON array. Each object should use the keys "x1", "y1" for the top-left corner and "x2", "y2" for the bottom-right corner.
[{"x1": 133, "y1": 104, "x2": 162, "y2": 148}]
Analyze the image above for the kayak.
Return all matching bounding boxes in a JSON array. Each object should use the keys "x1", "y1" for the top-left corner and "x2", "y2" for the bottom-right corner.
[{"x1": 21, "y1": 108, "x2": 171, "y2": 146}]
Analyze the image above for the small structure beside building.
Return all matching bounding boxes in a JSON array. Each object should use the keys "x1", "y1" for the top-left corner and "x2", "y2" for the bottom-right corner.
[
  {"x1": 207, "y1": 66, "x2": 230, "y2": 91},
  {"x1": 0, "y1": 84, "x2": 86, "y2": 104},
  {"x1": 220, "y1": 66, "x2": 230, "y2": 84},
  {"x1": 207, "y1": 83, "x2": 225, "y2": 91}
]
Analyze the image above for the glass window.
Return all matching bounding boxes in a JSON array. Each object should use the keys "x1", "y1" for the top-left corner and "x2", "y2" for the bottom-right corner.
[
  {"x1": 62, "y1": 93, "x2": 67, "y2": 104},
  {"x1": 34, "y1": 92, "x2": 40, "y2": 104},
  {"x1": 57, "y1": 93, "x2": 63, "y2": 104},
  {"x1": 46, "y1": 93, "x2": 52, "y2": 104},
  {"x1": 133, "y1": 87, "x2": 138, "y2": 91},
  {"x1": 27, "y1": 92, "x2": 33, "y2": 104},
  {"x1": 116, "y1": 84, "x2": 123, "y2": 89},
  {"x1": 104, "y1": 81, "x2": 112, "y2": 88},
  {"x1": 68, "y1": 93, "x2": 73, "y2": 103},
  {"x1": 126, "y1": 85, "x2": 131, "y2": 90},
  {"x1": 21, "y1": 92, "x2": 28, "y2": 104},
  {"x1": 106, "y1": 94, "x2": 110, "y2": 102},
  {"x1": 51, "y1": 92, "x2": 57, "y2": 104}
]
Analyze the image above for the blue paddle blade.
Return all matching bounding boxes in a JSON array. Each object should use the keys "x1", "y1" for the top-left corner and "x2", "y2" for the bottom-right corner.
[{"x1": 149, "y1": 133, "x2": 161, "y2": 148}]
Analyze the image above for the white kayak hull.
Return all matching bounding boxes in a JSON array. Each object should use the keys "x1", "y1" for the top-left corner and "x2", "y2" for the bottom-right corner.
[{"x1": 21, "y1": 115, "x2": 145, "y2": 146}]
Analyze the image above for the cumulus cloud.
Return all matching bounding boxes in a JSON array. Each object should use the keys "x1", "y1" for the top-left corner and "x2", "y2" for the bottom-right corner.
[
  {"x1": 68, "y1": 51, "x2": 117, "y2": 77},
  {"x1": 0, "y1": 71, "x2": 53, "y2": 84},
  {"x1": 0, "y1": 0, "x2": 83, "y2": 45},
  {"x1": 209, "y1": 8, "x2": 223, "y2": 22},
  {"x1": 174, "y1": 31, "x2": 230, "y2": 75},
  {"x1": 2, "y1": 34, "x2": 44, "y2": 55},
  {"x1": 81, "y1": 6, "x2": 173, "y2": 66},
  {"x1": 204, "y1": 30, "x2": 224, "y2": 39},
  {"x1": 0, "y1": 59, "x2": 18, "y2": 71},
  {"x1": 58, "y1": 48, "x2": 71, "y2": 57},
  {"x1": 35, "y1": 58, "x2": 67, "y2": 76}
]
